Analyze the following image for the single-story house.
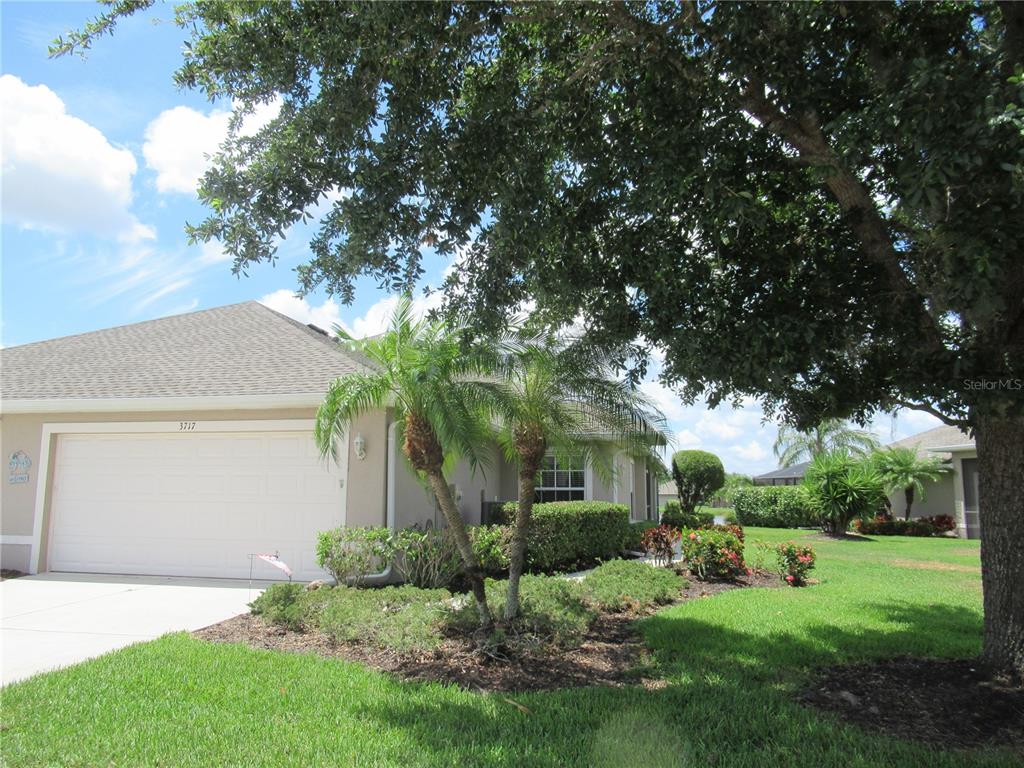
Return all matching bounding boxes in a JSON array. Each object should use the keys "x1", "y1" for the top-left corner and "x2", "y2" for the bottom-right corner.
[
  {"x1": 0, "y1": 302, "x2": 660, "y2": 581},
  {"x1": 752, "y1": 462, "x2": 809, "y2": 486},
  {"x1": 884, "y1": 424, "x2": 978, "y2": 539}
]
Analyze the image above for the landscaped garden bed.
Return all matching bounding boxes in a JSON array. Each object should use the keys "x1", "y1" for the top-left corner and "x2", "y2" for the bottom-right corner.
[
  {"x1": 799, "y1": 656, "x2": 1024, "y2": 750},
  {"x1": 194, "y1": 559, "x2": 782, "y2": 692}
]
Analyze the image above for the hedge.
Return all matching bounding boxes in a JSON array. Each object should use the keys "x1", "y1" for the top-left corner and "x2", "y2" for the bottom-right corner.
[
  {"x1": 733, "y1": 486, "x2": 820, "y2": 528},
  {"x1": 501, "y1": 500, "x2": 631, "y2": 572}
]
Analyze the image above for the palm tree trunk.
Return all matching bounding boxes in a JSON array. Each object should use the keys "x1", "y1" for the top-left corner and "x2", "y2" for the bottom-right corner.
[
  {"x1": 506, "y1": 425, "x2": 546, "y2": 622},
  {"x1": 424, "y1": 470, "x2": 493, "y2": 628},
  {"x1": 505, "y1": 468, "x2": 537, "y2": 621},
  {"x1": 404, "y1": 410, "x2": 492, "y2": 627},
  {"x1": 904, "y1": 487, "x2": 914, "y2": 520}
]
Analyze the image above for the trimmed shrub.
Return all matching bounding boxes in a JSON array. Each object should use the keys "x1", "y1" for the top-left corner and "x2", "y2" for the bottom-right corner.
[
  {"x1": 776, "y1": 542, "x2": 816, "y2": 586},
  {"x1": 582, "y1": 559, "x2": 686, "y2": 611},
  {"x1": 671, "y1": 450, "x2": 726, "y2": 515},
  {"x1": 661, "y1": 500, "x2": 700, "y2": 529},
  {"x1": 249, "y1": 583, "x2": 307, "y2": 630},
  {"x1": 680, "y1": 528, "x2": 746, "y2": 581},
  {"x1": 625, "y1": 520, "x2": 659, "y2": 552},
  {"x1": 448, "y1": 575, "x2": 597, "y2": 647},
  {"x1": 391, "y1": 527, "x2": 462, "y2": 588},
  {"x1": 853, "y1": 516, "x2": 937, "y2": 536},
  {"x1": 733, "y1": 486, "x2": 820, "y2": 528},
  {"x1": 315, "y1": 585, "x2": 450, "y2": 653},
  {"x1": 500, "y1": 500, "x2": 630, "y2": 572},
  {"x1": 469, "y1": 524, "x2": 512, "y2": 575},
  {"x1": 315, "y1": 526, "x2": 392, "y2": 585},
  {"x1": 641, "y1": 524, "x2": 681, "y2": 567}
]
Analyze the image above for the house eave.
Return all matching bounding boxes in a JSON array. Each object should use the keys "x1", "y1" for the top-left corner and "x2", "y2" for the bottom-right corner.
[
  {"x1": 0, "y1": 393, "x2": 327, "y2": 415},
  {"x1": 926, "y1": 443, "x2": 976, "y2": 453}
]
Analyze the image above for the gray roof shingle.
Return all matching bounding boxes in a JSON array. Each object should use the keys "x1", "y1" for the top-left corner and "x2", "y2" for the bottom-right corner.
[
  {"x1": 1, "y1": 301, "x2": 373, "y2": 402},
  {"x1": 886, "y1": 424, "x2": 974, "y2": 457},
  {"x1": 752, "y1": 461, "x2": 810, "y2": 481}
]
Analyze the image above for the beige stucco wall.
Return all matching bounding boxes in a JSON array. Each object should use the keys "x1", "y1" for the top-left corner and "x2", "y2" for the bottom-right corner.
[
  {"x1": 951, "y1": 449, "x2": 979, "y2": 539},
  {"x1": 1, "y1": 543, "x2": 31, "y2": 573},
  {"x1": 885, "y1": 472, "x2": 956, "y2": 521}
]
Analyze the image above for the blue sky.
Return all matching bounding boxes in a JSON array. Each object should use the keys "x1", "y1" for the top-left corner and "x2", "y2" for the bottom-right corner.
[{"x1": 0, "y1": 2, "x2": 943, "y2": 475}]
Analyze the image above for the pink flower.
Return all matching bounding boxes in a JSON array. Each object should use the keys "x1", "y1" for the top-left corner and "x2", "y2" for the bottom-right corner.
[
  {"x1": 785, "y1": 575, "x2": 795, "y2": 583},
  {"x1": 688, "y1": 532, "x2": 697, "y2": 540}
]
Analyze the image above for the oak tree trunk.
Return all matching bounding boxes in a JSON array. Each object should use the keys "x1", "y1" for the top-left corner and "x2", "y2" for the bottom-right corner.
[
  {"x1": 904, "y1": 487, "x2": 914, "y2": 521},
  {"x1": 976, "y1": 413, "x2": 1024, "y2": 679}
]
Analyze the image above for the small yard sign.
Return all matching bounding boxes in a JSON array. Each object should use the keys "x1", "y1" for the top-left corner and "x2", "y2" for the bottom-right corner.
[{"x1": 8, "y1": 450, "x2": 31, "y2": 484}]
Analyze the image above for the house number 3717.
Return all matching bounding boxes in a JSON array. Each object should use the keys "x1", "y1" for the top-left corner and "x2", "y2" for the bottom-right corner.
[{"x1": 178, "y1": 422, "x2": 197, "y2": 431}]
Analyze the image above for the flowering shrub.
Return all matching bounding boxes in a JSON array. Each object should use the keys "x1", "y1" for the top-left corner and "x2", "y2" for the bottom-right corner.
[
  {"x1": 699, "y1": 522, "x2": 745, "y2": 542},
  {"x1": 853, "y1": 516, "x2": 936, "y2": 536},
  {"x1": 641, "y1": 525, "x2": 681, "y2": 567},
  {"x1": 776, "y1": 542, "x2": 816, "y2": 586},
  {"x1": 680, "y1": 528, "x2": 746, "y2": 581},
  {"x1": 921, "y1": 515, "x2": 957, "y2": 534}
]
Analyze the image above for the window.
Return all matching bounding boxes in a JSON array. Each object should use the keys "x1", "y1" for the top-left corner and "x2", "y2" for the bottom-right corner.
[{"x1": 535, "y1": 453, "x2": 585, "y2": 502}]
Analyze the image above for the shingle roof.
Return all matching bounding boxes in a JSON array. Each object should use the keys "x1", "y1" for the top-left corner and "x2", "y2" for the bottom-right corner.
[
  {"x1": 752, "y1": 461, "x2": 810, "y2": 481},
  {"x1": 886, "y1": 424, "x2": 974, "y2": 457},
  {"x1": 1, "y1": 301, "x2": 373, "y2": 402}
]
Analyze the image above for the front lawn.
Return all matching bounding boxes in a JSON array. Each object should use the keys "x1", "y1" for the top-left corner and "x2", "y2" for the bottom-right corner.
[{"x1": 3, "y1": 530, "x2": 1012, "y2": 767}]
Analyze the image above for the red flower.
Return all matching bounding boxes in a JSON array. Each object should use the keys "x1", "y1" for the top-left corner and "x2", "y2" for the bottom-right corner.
[
  {"x1": 688, "y1": 532, "x2": 697, "y2": 540},
  {"x1": 785, "y1": 575, "x2": 795, "y2": 583}
]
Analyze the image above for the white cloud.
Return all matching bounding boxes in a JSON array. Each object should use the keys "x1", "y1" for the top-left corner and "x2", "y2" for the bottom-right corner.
[
  {"x1": 259, "y1": 290, "x2": 342, "y2": 333},
  {"x1": 672, "y1": 429, "x2": 702, "y2": 449},
  {"x1": 0, "y1": 74, "x2": 153, "y2": 242},
  {"x1": 197, "y1": 239, "x2": 233, "y2": 265},
  {"x1": 259, "y1": 289, "x2": 446, "y2": 339},
  {"x1": 143, "y1": 98, "x2": 281, "y2": 195},
  {"x1": 730, "y1": 440, "x2": 770, "y2": 462}
]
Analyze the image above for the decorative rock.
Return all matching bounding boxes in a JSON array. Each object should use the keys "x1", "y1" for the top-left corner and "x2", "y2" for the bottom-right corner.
[{"x1": 306, "y1": 579, "x2": 330, "y2": 591}]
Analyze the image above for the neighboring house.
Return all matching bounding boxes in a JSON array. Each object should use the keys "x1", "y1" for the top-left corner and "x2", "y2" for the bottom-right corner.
[
  {"x1": 0, "y1": 302, "x2": 659, "y2": 581},
  {"x1": 752, "y1": 462, "x2": 809, "y2": 486},
  {"x1": 884, "y1": 425, "x2": 978, "y2": 539}
]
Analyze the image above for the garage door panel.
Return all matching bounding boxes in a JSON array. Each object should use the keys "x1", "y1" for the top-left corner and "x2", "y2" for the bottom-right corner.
[{"x1": 49, "y1": 430, "x2": 347, "y2": 580}]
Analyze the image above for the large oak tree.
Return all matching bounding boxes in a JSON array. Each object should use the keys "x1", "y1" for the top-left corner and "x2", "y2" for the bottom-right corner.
[{"x1": 58, "y1": 1, "x2": 1024, "y2": 675}]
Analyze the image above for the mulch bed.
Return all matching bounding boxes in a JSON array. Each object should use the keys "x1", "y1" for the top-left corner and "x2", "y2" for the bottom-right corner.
[
  {"x1": 0, "y1": 569, "x2": 25, "y2": 581},
  {"x1": 194, "y1": 567, "x2": 783, "y2": 693},
  {"x1": 799, "y1": 656, "x2": 1024, "y2": 751}
]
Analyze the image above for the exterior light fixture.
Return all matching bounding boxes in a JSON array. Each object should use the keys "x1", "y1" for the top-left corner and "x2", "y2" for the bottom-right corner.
[{"x1": 353, "y1": 433, "x2": 367, "y2": 460}]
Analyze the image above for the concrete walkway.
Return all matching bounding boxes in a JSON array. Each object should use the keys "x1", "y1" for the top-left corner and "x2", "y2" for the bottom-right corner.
[{"x1": 1, "y1": 572, "x2": 273, "y2": 686}]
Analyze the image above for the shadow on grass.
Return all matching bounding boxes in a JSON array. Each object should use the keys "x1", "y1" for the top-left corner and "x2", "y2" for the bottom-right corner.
[{"x1": 349, "y1": 601, "x2": 995, "y2": 768}]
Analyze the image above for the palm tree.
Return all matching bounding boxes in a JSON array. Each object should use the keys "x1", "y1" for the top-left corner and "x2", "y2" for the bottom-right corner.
[
  {"x1": 773, "y1": 418, "x2": 879, "y2": 467},
  {"x1": 493, "y1": 341, "x2": 668, "y2": 621},
  {"x1": 314, "y1": 297, "x2": 502, "y2": 627},
  {"x1": 871, "y1": 446, "x2": 950, "y2": 520}
]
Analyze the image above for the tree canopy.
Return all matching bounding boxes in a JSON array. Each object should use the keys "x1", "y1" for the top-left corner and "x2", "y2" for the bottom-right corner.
[{"x1": 54, "y1": 0, "x2": 1024, "y2": 429}]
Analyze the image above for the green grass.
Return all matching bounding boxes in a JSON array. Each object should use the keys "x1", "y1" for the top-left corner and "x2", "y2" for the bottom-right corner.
[{"x1": 2, "y1": 529, "x2": 1010, "y2": 767}]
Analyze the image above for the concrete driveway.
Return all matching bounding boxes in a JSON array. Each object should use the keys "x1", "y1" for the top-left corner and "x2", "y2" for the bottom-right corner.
[{"x1": 1, "y1": 572, "x2": 271, "y2": 686}]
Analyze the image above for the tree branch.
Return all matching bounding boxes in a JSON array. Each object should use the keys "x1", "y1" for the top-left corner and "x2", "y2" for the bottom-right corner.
[{"x1": 894, "y1": 400, "x2": 970, "y2": 431}]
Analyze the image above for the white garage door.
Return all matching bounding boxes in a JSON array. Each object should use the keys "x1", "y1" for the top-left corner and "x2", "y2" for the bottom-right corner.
[{"x1": 48, "y1": 430, "x2": 346, "y2": 580}]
